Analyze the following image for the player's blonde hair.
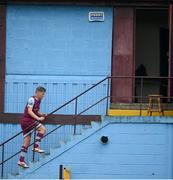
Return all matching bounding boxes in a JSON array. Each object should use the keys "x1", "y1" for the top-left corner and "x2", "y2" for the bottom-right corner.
[{"x1": 36, "y1": 86, "x2": 46, "y2": 93}]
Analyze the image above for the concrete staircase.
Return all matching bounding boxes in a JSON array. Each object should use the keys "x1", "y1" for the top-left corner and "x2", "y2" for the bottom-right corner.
[
  {"x1": 7, "y1": 116, "x2": 173, "y2": 179},
  {"x1": 8, "y1": 118, "x2": 108, "y2": 179}
]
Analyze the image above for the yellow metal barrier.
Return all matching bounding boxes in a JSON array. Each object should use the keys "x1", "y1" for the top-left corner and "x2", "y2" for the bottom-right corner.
[
  {"x1": 63, "y1": 167, "x2": 70, "y2": 180},
  {"x1": 108, "y1": 109, "x2": 173, "y2": 116}
]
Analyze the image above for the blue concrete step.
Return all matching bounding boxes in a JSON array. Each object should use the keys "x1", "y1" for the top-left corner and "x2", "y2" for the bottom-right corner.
[{"x1": 8, "y1": 120, "x2": 103, "y2": 179}]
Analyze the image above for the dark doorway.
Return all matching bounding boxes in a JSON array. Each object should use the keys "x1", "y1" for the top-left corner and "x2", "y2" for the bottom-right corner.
[
  {"x1": 135, "y1": 9, "x2": 169, "y2": 102},
  {"x1": 160, "y1": 28, "x2": 169, "y2": 99}
]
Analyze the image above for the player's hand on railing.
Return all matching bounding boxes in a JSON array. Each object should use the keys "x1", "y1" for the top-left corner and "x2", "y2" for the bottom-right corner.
[
  {"x1": 43, "y1": 114, "x2": 47, "y2": 118},
  {"x1": 37, "y1": 117, "x2": 45, "y2": 121}
]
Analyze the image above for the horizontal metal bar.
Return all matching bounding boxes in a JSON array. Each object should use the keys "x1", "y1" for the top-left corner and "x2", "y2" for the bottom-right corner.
[
  {"x1": 0, "y1": 77, "x2": 108, "y2": 146},
  {"x1": 0, "y1": 97, "x2": 108, "y2": 165},
  {"x1": 109, "y1": 76, "x2": 173, "y2": 79}
]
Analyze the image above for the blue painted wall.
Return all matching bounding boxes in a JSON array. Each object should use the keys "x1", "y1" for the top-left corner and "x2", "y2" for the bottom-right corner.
[
  {"x1": 0, "y1": 123, "x2": 83, "y2": 178},
  {"x1": 15, "y1": 122, "x2": 173, "y2": 179},
  {"x1": 1, "y1": 117, "x2": 173, "y2": 178},
  {"x1": 5, "y1": 5, "x2": 113, "y2": 114},
  {"x1": 6, "y1": 5, "x2": 112, "y2": 76}
]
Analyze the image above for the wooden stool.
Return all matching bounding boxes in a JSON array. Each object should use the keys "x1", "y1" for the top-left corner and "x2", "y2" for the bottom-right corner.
[{"x1": 147, "y1": 95, "x2": 164, "y2": 116}]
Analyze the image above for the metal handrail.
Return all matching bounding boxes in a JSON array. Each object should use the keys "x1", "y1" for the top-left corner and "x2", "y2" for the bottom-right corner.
[
  {"x1": 1, "y1": 75, "x2": 173, "y2": 178},
  {"x1": 0, "y1": 76, "x2": 172, "y2": 146},
  {"x1": 0, "y1": 76, "x2": 109, "y2": 178},
  {"x1": 0, "y1": 77, "x2": 108, "y2": 147},
  {"x1": 0, "y1": 95, "x2": 109, "y2": 167}
]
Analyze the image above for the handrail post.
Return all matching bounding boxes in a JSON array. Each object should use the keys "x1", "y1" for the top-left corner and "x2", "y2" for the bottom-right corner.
[
  {"x1": 59, "y1": 164, "x2": 63, "y2": 180},
  {"x1": 140, "y1": 77, "x2": 144, "y2": 116},
  {"x1": 106, "y1": 77, "x2": 110, "y2": 116},
  {"x1": 74, "y1": 98, "x2": 78, "y2": 135},
  {"x1": 1, "y1": 144, "x2": 4, "y2": 179},
  {"x1": 32, "y1": 127, "x2": 36, "y2": 162},
  {"x1": 168, "y1": 76, "x2": 171, "y2": 102}
]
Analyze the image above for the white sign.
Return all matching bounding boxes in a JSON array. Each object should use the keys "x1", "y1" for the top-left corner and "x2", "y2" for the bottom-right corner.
[{"x1": 89, "y1": 12, "x2": 104, "y2": 22}]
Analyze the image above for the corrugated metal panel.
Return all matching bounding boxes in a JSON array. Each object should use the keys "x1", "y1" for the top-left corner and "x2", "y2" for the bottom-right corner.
[{"x1": 5, "y1": 75, "x2": 108, "y2": 114}]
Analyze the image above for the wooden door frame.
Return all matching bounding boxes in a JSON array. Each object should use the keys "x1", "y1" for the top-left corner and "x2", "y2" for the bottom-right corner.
[{"x1": 111, "y1": 6, "x2": 171, "y2": 104}]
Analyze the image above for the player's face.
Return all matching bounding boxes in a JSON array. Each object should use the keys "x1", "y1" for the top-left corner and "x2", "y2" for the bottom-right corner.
[{"x1": 36, "y1": 91, "x2": 45, "y2": 100}]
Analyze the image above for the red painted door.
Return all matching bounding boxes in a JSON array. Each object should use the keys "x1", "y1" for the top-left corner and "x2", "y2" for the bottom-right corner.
[{"x1": 111, "y1": 8, "x2": 135, "y2": 103}]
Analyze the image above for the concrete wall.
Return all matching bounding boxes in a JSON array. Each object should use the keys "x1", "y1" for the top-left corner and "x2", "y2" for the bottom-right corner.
[
  {"x1": 5, "y1": 5, "x2": 113, "y2": 114},
  {"x1": 21, "y1": 121, "x2": 173, "y2": 179},
  {"x1": 1, "y1": 117, "x2": 173, "y2": 179},
  {"x1": 0, "y1": 123, "x2": 83, "y2": 178}
]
